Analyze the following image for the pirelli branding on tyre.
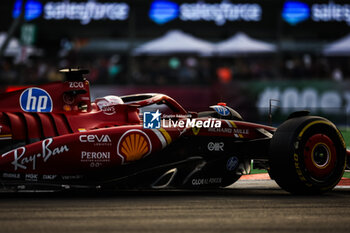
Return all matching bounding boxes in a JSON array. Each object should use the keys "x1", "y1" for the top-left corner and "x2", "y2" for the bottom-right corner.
[{"x1": 269, "y1": 116, "x2": 346, "y2": 194}]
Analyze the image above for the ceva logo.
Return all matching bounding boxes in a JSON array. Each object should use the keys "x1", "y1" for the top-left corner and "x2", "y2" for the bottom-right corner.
[
  {"x1": 79, "y1": 135, "x2": 112, "y2": 143},
  {"x1": 20, "y1": 88, "x2": 53, "y2": 112},
  {"x1": 13, "y1": 0, "x2": 43, "y2": 21},
  {"x1": 282, "y1": 0, "x2": 310, "y2": 26},
  {"x1": 149, "y1": 0, "x2": 179, "y2": 25}
]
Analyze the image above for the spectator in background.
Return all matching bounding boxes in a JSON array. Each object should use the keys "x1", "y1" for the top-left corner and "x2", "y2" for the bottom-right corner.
[
  {"x1": 332, "y1": 67, "x2": 343, "y2": 82},
  {"x1": 108, "y1": 55, "x2": 123, "y2": 84},
  {"x1": 178, "y1": 57, "x2": 198, "y2": 84},
  {"x1": 1, "y1": 53, "x2": 349, "y2": 86},
  {"x1": 0, "y1": 59, "x2": 17, "y2": 84}
]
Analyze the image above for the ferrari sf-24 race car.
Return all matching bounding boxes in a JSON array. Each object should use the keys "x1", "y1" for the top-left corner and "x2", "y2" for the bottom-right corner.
[{"x1": 0, "y1": 69, "x2": 348, "y2": 194}]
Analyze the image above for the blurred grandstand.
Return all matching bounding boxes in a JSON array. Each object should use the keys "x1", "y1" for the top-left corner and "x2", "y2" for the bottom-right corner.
[{"x1": 0, "y1": 0, "x2": 349, "y2": 125}]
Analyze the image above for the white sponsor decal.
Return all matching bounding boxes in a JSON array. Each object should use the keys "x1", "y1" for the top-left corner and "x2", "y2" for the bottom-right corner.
[
  {"x1": 234, "y1": 128, "x2": 248, "y2": 134},
  {"x1": 61, "y1": 175, "x2": 83, "y2": 180},
  {"x1": 81, "y1": 151, "x2": 110, "y2": 162},
  {"x1": 25, "y1": 174, "x2": 38, "y2": 181},
  {"x1": 2, "y1": 138, "x2": 69, "y2": 171},
  {"x1": 43, "y1": 174, "x2": 57, "y2": 180},
  {"x1": 191, "y1": 178, "x2": 222, "y2": 186},
  {"x1": 207, "y1": 142, "x2": 224, "y2": 151},
  {"x1": 69, "y1": 82, "x2": 84, "y2": 88},
  {"x1": 208, "y1": 128, "x2": 249, "y2": 134},
  {"x1": 79, "y1": 135, "x2": 112, "y2": 144},
  {"x1": 2, "y1": 173, "x2": 20, "y2": 179},
  {"x1": 101, "y1": 106, "x2": 116, "y2": 115},
  {"x1": 96, "y1": 100, "x2": 117, "y2": 115},
  {"x1": 90, "y1": 162, "x2": 102, "y2": 168},
  {"x1": 208, "y1": 128, "x2": 232, "y2": 133}
]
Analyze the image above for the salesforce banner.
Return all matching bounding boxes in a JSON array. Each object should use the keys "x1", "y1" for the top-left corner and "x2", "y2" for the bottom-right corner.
[
  {"x1": 12, "y1": 0, "x2": 130, "y2": 24},
  {"x1": 282, "y1": 0, "x2": 350, "y2": 26},
  {"x1": 149, "y1": 0, "x2": 262, "y2": 25}
]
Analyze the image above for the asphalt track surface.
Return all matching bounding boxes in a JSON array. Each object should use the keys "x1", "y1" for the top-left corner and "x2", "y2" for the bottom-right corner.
[{"x1": 0, "y1": 180, "x2": 349, "y2": 233}]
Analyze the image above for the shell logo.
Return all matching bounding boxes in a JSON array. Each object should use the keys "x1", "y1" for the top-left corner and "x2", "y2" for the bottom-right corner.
[{"x1": 117, "y1": 130, "x2": 152, "y2": 163}]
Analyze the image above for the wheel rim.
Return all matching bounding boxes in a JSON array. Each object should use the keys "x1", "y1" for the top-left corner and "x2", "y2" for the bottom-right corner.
[
  {"x1": 311, "y1": 143, "x2": 330, "y2": 168},
  {"x1": 303, "y1": 134, "x2": 337, "y2": 179}
]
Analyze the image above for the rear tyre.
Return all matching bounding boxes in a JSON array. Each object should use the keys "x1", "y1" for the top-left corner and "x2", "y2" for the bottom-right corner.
[{"x1": 269, "y1": 116, "x2": 346, "y2": 194}]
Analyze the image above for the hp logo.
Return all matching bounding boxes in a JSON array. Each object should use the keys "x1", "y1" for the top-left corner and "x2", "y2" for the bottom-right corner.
[
  {"x1": 226, "y1": 157, "x2": 239, "y2": 171},
  {"x1": 20, "y1": 88, "x2": 53, "y2": 112},
  {"x1": 213, "y1": 106, "x2": 230, "y2": 116}
]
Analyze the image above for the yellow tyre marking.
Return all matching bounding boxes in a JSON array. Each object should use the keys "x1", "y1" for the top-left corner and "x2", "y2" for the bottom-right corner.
[
  {"x1": 293, "y1": 153, "x2": 312, "y2": 187},
  {"x1": 298, "y1": 120, "x2": 345, "y2": 149}
]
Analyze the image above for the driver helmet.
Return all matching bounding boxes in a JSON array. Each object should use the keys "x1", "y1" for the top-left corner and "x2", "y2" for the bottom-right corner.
[{"x1": 95, "y1": 95, "x2": 124, "y2": 110}]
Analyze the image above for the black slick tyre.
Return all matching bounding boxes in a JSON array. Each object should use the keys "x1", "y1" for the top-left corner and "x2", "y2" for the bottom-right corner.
[{"x1": 269, "y1": 116, "x2": 346, "y2": 194}]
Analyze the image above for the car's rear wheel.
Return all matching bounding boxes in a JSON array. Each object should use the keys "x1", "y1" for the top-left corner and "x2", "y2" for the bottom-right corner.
[{"x1": 269, "y1": 116, "x2": 346, "y2": 194}]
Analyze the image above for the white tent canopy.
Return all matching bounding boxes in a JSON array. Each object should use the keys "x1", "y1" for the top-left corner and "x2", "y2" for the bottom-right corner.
[
  {"x1": 132, "y1": 30, "x2": 214, "y2": 55},
  {"x1": 0, "y1": 32, "x2": 21, "y2": 56},
  {"x1": 323, "y1": 34, "x2": 350, "y2": 56},
  {"x1": 0, "y1": 32, "x2": 43, "y2": 59},
  {"x1": 215, "y1": 32, "x2": 276, "y2": 55}
]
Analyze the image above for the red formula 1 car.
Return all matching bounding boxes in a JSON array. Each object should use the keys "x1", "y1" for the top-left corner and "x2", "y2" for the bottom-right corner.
[{"x1": 0, "y1": 69, "x2": 348, "y2": 194}]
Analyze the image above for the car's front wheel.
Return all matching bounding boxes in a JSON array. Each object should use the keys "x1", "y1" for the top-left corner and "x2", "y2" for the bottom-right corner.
[{"x1": 269, "y1": 116, "x2": 346, "y2": 194}]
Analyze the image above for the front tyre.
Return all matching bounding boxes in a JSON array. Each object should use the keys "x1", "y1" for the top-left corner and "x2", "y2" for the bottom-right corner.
[{"x1": 269, "y1": 116, "x2": 346, "y2": 194}]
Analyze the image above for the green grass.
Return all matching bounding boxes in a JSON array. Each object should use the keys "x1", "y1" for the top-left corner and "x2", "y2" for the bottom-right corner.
[
  {"x1": 340, "y1": 128, "x2": 350, "y2": 147},
  {"x1": 343, "y1": 172, "x2": 350, "y2": 178},
  {"x1": 250, "y1": 168, "x2": 267, "y2": 174},
  {"x1": 340, "y1": 128, "x2": 350, "y2": 178}
]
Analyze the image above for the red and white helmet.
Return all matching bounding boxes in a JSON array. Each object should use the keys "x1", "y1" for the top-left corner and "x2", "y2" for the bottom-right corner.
[{"x1": 95, "y1": 95, "x2": 124, "y2": 110}]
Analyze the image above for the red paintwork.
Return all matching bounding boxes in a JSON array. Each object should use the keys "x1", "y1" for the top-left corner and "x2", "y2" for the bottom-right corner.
[
  {"x1": 0, "y1": 80, "x2": 274, "y2": 175},
  {"x1": 5, "y1": 86, "x2": 29, "y2": 93},
  {"x1": 0, "y1": 126, "x2": 179, "y2": 174},
  {"x1": 183, "y1": 119, "x2": 274, "y2": 139},
  {"x1": 0, "y1": 81, "x2": 92, "y2": 113},
  {"x1": 303, "y1": 134, "x2": 337, "y2": 178}
]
